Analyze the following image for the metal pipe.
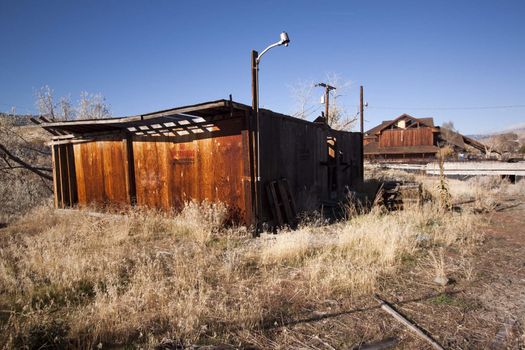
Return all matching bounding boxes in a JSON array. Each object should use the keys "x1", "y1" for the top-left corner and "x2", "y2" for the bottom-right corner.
[{"x1": 251, "y1": 32, "x2": 290, "y2": 233}]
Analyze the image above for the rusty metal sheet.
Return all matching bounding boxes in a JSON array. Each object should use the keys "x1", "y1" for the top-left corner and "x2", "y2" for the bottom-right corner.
[
  {"x1": 73, "y1": 140, "x2": 129, "y2": 207},
  {"x1": 131, "y1": 117, "x2": 251, "y2": 224}
]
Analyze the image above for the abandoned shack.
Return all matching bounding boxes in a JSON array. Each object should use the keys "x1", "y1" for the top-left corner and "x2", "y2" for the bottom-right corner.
[
  {"x1": 364, "y1": 114, "x2": 487, "y2": 162},
  {"x1": 37, "y1": 99, "x2": 363, "y2": 227}
]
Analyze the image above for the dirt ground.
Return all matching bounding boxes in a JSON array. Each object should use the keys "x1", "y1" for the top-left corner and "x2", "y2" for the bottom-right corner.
[{"x1": 253, "y1": 197, "x2": 525, "y2": 350}]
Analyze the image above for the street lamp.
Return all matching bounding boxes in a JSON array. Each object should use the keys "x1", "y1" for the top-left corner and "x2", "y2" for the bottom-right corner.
[
  {"x1": 256, "y1": 32, "x2": 290, "y2": 63},
  {"x1": 251, "y1": 31, "x2": 290, "y2": 231}
]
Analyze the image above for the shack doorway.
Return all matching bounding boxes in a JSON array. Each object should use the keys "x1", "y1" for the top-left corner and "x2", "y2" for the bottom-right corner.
[{"x1": 327, "y1": 136, "x2": 338, "y2": 199}]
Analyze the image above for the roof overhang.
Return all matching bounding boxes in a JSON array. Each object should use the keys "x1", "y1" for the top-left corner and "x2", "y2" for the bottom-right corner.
[{"x1": 35, "y1": 99, "x2": 252, "y2": 136}]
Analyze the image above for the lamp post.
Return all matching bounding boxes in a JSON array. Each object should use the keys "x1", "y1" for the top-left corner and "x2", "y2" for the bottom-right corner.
[{"x1": 251, "y1": 31, "x2": 290, "y2": 231}]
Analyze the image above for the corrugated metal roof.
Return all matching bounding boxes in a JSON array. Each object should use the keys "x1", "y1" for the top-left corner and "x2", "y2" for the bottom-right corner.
[
  {"x1": 36, "y1": 99, "x2": 336, "y2": 138},
  {"x1": 37, "y1": 99, "x2": 252, "y2": 135}
]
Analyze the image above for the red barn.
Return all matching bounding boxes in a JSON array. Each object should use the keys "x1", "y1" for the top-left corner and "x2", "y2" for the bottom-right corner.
[{"x1": 364, "y1": 114, "x2": 440, "y2": 162}]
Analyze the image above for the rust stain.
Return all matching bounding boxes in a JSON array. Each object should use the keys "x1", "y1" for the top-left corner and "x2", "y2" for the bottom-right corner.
[{"x1": 132, "y1": 131, "x2": 250, "y2": 223}]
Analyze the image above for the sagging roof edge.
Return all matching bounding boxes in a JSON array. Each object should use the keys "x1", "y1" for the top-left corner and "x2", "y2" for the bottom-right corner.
[
  {"x1": 38, "y1": 99, "x2": 246, "y2": 128},
  {"x1": 35, "y1": 98, "x2": 362, "y2": 136}
]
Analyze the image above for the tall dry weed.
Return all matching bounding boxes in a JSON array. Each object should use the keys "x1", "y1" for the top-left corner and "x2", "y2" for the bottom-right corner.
[{"x1": 0, "y1": 194, "x2": 487, "y2": 348}]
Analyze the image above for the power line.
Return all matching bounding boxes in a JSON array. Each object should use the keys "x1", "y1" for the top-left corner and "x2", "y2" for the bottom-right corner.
[
  {"x1": 292, "y1": 104, "x2": 321, "y2": 118},
  {"x1": 303, "y1": 105, "x2": 322, "y2": 119},
  {"x1": 365, "y1": 104, "x2": 525, "y2": 111}
]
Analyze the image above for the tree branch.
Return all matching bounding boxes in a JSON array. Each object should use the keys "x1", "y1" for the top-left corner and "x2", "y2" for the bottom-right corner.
[
  {"x1": 0, "y1": 143, "x2": 53, "y2": 181},
  {"x1": 0, "y1": 166, "x2": 52, "y2": 172}
]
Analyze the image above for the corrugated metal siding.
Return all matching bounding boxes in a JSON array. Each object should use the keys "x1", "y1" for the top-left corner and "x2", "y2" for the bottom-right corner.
[
  {"x1": 131, "y1": 121, "x2": 252, "y2": 224},
  {"x1": 73, "y1": 139, "x2": 131, "y2": 206},
  {"x1": 68, "y1": 117, "x2": 253, "y2": 224}
]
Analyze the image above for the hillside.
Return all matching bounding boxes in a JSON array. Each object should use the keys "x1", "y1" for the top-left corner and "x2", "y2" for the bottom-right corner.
[{"x1": 468, "y1": 126, "x2": 525, "y2": 141}]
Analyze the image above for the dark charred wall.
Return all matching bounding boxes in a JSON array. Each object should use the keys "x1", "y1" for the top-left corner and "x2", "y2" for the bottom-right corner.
[{"x1": 258, "y1": 110, "x2": 363, "y2": 222}]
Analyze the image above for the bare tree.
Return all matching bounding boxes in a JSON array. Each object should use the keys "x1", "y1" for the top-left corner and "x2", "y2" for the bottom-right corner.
[
  {"x1": 289, "y1": 73, "x2": 358, "y2": 131},
  {"x1": 77, "y1": 92, "x2": 110, "y2": 120},
  {"x1": 35, "y1": 85, "x2": 56, "y2": 121},
  {"x1": 58, "y1": 95, "x2": 75, "y2": 120},
  {"x1": 1, "y1": 86, "x2": 111, "y2": 222},
  {"x1": 289, "y1": 79, "x2": 315, "y2": 120},
  {"x1": 483, "y1": 132, "x2": 520, "y2": 157},
  {"x1": 0, "y1": 110, "x2": 53, "y2": 222},
  {"x1": 441, "y1": 121, "x2": 456, "y2": 133},
  {"x1": 35, "y1": 86, "x2": 111, "y2": 121}
]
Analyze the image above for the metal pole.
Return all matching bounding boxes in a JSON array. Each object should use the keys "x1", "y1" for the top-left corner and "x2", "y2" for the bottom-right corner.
[
  {"x1": 251, "y1": 50, "x2": 260, "y2": 232},
  {"x1": 360, "y1": 85, "x2": 364, "y2": 181},
  {"x1": 251, "y1": 50, "x2": 258, "y2": 111}
]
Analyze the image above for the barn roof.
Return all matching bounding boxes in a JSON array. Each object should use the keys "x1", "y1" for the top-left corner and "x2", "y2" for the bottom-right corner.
[
  {"x1": 365, "y1": 114, "x2": 435, "y2": 135},
  {"x1": 35, "y1": 99, "x2": 252, "y2": 136}
]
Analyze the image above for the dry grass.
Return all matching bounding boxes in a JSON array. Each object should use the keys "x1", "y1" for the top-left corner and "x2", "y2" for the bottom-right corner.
[
  {"x1": 365, "y1": 164, "x2": 524, "y2": 212},
  {"x1": 2, "y1": 164, "x2": 522, "y2": 348},
  {"x1": 0, "y1": 191, "x2": 488, "y2": 348},
  {"x1": 419, "y1": 174, "x2": 525, "y2": 213}
]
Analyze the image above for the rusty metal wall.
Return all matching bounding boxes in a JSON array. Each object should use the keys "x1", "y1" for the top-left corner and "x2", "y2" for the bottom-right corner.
[
  {"x1": 73, "y1": 139, "x2": 131, "y2": 207},
  {"x1": 132, "y1": 117, "x2": 252, "y2": 224},
  {"x1": 379, "y1": 128, "x2": 434, "y2": 148},
  {"x1": 61, "y1": 110, "x2": 365, "y2": 227},
  {"x1": 65, "y1": 116, "x2": 253, "y2": 224}
]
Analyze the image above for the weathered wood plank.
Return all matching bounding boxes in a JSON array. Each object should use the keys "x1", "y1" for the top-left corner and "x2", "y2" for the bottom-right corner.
[
  {"x1": 52, "y1": 144, "x2": 60, "y2": 208},
  {"x1": 58, "y1": 145, "x2": 70, "y2": 208}
]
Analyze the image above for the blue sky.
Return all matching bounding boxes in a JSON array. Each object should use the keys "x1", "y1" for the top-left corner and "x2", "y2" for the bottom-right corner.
[{"x1": 1, "y1": 0, "x2": 524, "y2": 134}]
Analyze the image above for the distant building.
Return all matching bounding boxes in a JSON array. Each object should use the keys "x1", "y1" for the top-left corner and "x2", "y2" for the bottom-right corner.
[{"x1": 364, "y1": 114, "x2": 487, "y2": 162}]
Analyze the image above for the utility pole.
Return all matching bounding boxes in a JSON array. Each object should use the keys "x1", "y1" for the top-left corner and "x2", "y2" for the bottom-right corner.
[
  {"x1": 360, "y1": 85, "x2": 364, "y2": 133},
  {"x1": 359, "y1": 85, "x2": 365, "y2": 182},
  {"x1": 315, "y1": 83, "x2": 336, "y2": 126}
]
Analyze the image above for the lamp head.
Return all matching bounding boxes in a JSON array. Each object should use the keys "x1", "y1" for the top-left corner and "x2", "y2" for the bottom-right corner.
[{"x1": 279, "y1": 32, "x2": 290, "y2": 46}]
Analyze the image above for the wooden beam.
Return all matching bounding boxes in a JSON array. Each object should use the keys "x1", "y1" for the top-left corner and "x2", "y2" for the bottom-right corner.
[
  {"x1": 57, "y1": 145, "x2": 70, "y2": 208},
  {"x1": 124, "y1": 135, "x2": 137, "y2": 205},
  {"x1": 52, "y1": 145, "x2": 60, "y2": 208},
  {"x1": 374, "y1": 295, "x2": 444, "y2": 350},
  {"x1": 66, "y1": 144, "x2": 78, "y2": 206}
]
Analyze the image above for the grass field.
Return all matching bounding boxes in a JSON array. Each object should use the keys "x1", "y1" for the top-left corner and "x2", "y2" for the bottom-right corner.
[{"x1": 0, "y1": 174, "x2": 523, "y2": 349}]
